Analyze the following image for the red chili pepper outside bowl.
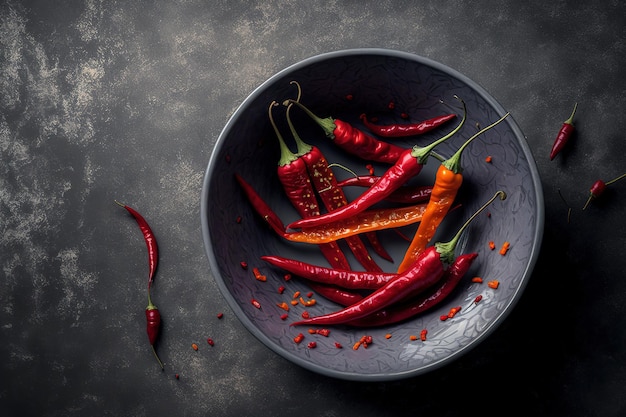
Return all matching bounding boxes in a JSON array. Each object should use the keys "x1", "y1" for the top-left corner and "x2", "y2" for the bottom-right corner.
[{"x1": 200, "y1": 49, "x2": 544, "y2": 381}]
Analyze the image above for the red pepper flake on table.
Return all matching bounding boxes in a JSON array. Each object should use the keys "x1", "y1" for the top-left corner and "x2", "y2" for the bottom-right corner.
[
  {"x1": 488, "y1": 280, "x2": 500, "y2": 289},
  {"x1": 499, "y1": 241, "x2": 510, "y2": 256}
]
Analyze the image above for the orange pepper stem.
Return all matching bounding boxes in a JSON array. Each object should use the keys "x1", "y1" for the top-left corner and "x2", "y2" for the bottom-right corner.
[{"x1": 435, "y1": 191, "x2": 507, "y2": 265}]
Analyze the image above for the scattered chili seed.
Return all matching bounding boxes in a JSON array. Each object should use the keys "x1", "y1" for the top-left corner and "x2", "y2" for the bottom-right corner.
[
  {"x1": 301, "y1": 311, "x2": 310, "y2": 319},
  {"x1": 236, "y1": 216, "x2": 242, "y2": 224},
  {"x1": 207, "y1": 338, "x2": 214, "y2": 346},
  {"x1": 240, "y1": 261, "x2": 248, "y2": 269},
  {"x1": 485, "y1": 155, "x2": 492, "y2": 163},
  {"x1": 278, "y1": 285, "x2": 285, "y2": 294},
  {"x1": 499, "y1": 241, "x2": 510, "y2": 256},
  {"x1": 471, "y1": 276, "x2": 483, "y2": 283},
  {"x1": 283, "y1": 273, "x2": 292, "y2": 281},
  {"x1": 385, "y1": 333, "x2": 392, "y2": 339},
  {"x1": 420, "y1": 329, "x2": 428, "y2": 341},
  {"x1": 251, "y1": 299, "x2": 261, "y2": 309},
  {"x1": 276, "y1": 302, "x2": 289, "y2": 311},
  {"x1": 217, "y1": 312, "x2": 224, "y2": 319},
  {"x1": 410, "y1": 335, "x2": 418, "y2": 341},
  {"x1": 191, "y1": 343, "x2": 199, "y2": 351},
  {"x1": 294, "y1": 333, "x2": 304, "y2": 344},
  {"x1": 334, "y1": 342, "x2": 343, "y2": 349},
  {"x1": 299, "y1": 297, "x2": 316, "y2": 307},
  {"x1": 474, "y1": 294, "x2": 483, "y2": 303},
  {"x1": 252, "y1": 267, "x2": 267, "y2": 282},
  {"x1": 307, "y1": 341, "x2": 317, "y2": 349},
  {"x1": 488, "y1": 280, "x2": 500, "y2": 289},
  {"x1": 280, "y1": 313, "x2": 288, "y2": 320},
  {"x1": 488, "y1": 241, "x2": 496, "y2": 250}
]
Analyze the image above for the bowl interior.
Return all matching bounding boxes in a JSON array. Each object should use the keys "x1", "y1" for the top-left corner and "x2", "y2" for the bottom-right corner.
[{"x1": 201, "y1": 49, "x2": 544, "y2": 381}]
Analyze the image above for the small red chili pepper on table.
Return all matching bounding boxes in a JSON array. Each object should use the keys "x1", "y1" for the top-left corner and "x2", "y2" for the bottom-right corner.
[
  {"x1": 360, "y1": 113, "x2": 457, "y2": 137},
  {"x1": 115, "y1": 201, "x2": 164, "y2": 370},
  {"x1": 582, "y1": 173, "x2": 626, "y2": 210},
  {"x1": 549, "y1": 102, "x2": 577, "y2": 160}
]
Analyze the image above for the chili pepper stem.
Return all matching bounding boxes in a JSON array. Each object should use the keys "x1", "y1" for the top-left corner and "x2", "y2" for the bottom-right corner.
[
  {"x1": 443, "y1": 113, "x2": 510, "y2": 173},
  {"x1": 410, "y1": 96, "x2": 467, "y2": 164},
  {"x1": 283, "y1": 99, "x2": 337, "y2": 138},
  {"x1": 564, "y1": 102, "x2": 578, "y2": 125},
  {"x1": 269, "y1": 101, "x2": 299, "y2": 166},
  {"x1": 605, "y1": 172, "x2": 626, "y2": 186},
  {"x1": 435, "y1": 191, "x2": 507, "y2": 264}
]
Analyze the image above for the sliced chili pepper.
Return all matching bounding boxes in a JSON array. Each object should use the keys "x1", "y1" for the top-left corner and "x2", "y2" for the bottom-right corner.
[
  {"x1": 261, "y1": 255, "x2": 396, "y2": 290},
  {"x1": 267, "y1": 102, "x2": 351, "y2": 270},
  {"x1": 287, "y1": 101, "x2": 467, "y2": 231},
  {"x1": 285, "y1": 99, "x2": 408, "y2": 165},
  {"x1": 360, "y1": 113, "x2": 457, "y2": 137},
  {"x1": 582, "y1": 173, "x2": 626, "y2": 210},
  {"x1": 290, "y1": 191, "x2": 505, "y2": 327},
  {"x1": 397, "y1": 112, "x2": 510, "y2": 273},
  {"x1": 285, "y1": 97, "x2": 382, "y2": 272},
  {"x1": 550, "y1": 102, "x2": 577, "y2": 160}
]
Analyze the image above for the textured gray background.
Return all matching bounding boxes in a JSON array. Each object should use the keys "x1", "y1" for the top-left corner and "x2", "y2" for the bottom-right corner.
[{"x1": 1, "y1": 1, "x2": 625, "y2": 416}]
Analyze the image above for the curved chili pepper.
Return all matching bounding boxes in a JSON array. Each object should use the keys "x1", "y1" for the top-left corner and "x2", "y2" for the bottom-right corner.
[
  {"x1": 549, "y1": 102, "x2": 577, "y2": 160},
  {"x1": 582, "y1": 173, "x2": 626, "y2": 210},
  {"x1": 348, "y1": 252, "x2": 478, "y2": 327},
  {"x1": 115, "y1": 201, "x2": 158, "y2": 285},
  {"x1": 397, "y1": 112, "x2": 510, "y2": 273},
  {"x1": 287, "y1": 100, "x2": 467, "y2": 231},
  {"x1": 268, "y1": 101, "x2": 351, "y2": 270},
  {"x1": 284, "y1": 99, "x2": 408, "y2": 165},
  {"x1": 290, "y1": 191, "x2": 506, "y2": 326},
  {"x1": 307, "y1": 283, "x2": 364, "y2": 307},
  {"x1": 337, "y1": 175, "x2": 433, "y2": 204},
  {"x1": 261, "y1": 255, "x2": 396, "y2": 290},
  {"x1": 285, "y1": 100, "x2": 382, "y2": 272},
  {"x1": 360, "y1": 113, "x2": 457, "y2": 137}
]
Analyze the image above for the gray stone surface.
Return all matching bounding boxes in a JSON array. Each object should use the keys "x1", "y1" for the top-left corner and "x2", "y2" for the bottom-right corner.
[{"x1": 1, "y1": 1, "x2": 625, "y2": 416}]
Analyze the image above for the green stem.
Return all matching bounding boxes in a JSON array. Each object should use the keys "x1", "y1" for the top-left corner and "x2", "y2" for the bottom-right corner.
[
  {"x1": 268, "y1": 101, "x2": 299, "y2": 166},
  {"x1": 443, "y1": 112, "x2": 510, "y2": 174},
  {"x1": 286, "y1": 103, "x2": 313, "y2": 156},
  {"x1": 283, "y1": 99, "x2": 337, "y2": 139},
  {"x1": 605, "y1": 172, "x2": 626, "y2": 186},
  {"x1": 564, "y1": 102, "x2": 577, "y2": 125},
  {"x1": 410, "y1": 96, "x2": 467, "y2": 164},
  {"x1": 435, "y1": 190, "x2": 507, "y2": 264}
]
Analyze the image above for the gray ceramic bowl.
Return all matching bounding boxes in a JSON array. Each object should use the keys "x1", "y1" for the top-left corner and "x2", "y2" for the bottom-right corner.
[{"x1": 201, "y1": 49, "x2": 544, "y2": 381}]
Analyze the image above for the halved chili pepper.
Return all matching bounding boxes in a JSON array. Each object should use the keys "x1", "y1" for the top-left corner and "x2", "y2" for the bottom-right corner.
[
  {"x1": 360, "y1": 113, "x2": 457, "y2": 137},
  {"x1": 287, "y1": 99, "x2": 467, "y2": 230},
  {"x1": 268, "y1": 101, "x2": 351, "y2": 270},
  {"x1": 337, "y1": 175, "x2": 433, "y2": 204},
  {"x1": 397, "y1": 112, "x2": 510, "y2": 273},
  {"x1": 582, "y1": 173, "x2": 626, "y2": 210},
  {"x1": 549, "y1": 102, "x2": 577, "y2": 160},
  {"x1": 261, "y1": 255, "x2": 396, "y2": 290},
  {"x1": 290, "y1": 191, "x2": 506, "y2": 327},
  {"x1": 284, "y1": 99, "x2": 408, "y2": 165},
  {"x1": 285, "y1": 97, "x2": 382, "y2": 272},
  {"x1": 235, "y1": 173, "x2": 428, "y2": 244},
  {"x1": 349, "y1": 252, "x2": 478, "y2": 327}
]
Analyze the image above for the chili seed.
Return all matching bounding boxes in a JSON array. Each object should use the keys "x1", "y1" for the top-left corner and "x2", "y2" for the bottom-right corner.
[
  {"x1": 284, "y1": 273, "x2": 292, "y2": 281},
  {"x1": 485, "y1": 155, "x2": 492, "y2": 163},
  {"x1": 307, "y1": 328, "x2": 317, "y2": 334},
  {"x1": 276, "y1": 302, "x2": 289, "y2": 311},
  {"x1": 307, "y1": 341, "x2": 317, "y2": 349},
  {"x1": 236, "y1": 216, "x2": 242, "y2": 224},
  {"x1": 278, "y1": 285, "x2": 285, "y2": 294},
  {"x1": 217, "y1": 312, "x2": 224, "y2": 319},
  {"x1": 207, "y1": 338, "x2": 214, "y2": 346},
  {"x1": 440, "y1": 315, "x2": 449, "y2": 321},
  {"x1": 280, "y1": 313, "x2": 288, "y2": 320},
  {"x1": 306, "y1": 291, "x2": 314, "y2": 298},
  {"x1": 293, "y1": 291, "x2": 300, "y2": 299},
  {"x1": 499, "y1": 241, "x2": 510, "y2": 255},
  {"x1": 388, "y1": 101, "x2": 395, "y2": 109},
  {"x1": 334, "y1": 342, "x2": 343, "y2": 349},
  {"x1": 191, "y1": 343, "x2": 198, "y2": 351},
  {"x1": 290, "y1": 300, "x2": 299, "y2": 306}
]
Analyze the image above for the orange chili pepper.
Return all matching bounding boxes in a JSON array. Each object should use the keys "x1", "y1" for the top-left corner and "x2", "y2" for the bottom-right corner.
[{"x1": 398, "y1": 113, "x2": 509, "y2": 273}]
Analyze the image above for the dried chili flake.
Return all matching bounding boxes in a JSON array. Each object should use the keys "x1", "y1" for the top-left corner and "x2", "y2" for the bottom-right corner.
[
  {"x1": 366, "y1": 164, "x2": 375, "y2": 175},
  {"x1": 301, "y1": 311, "x2": 310, "y2": 319},
  {"x1": 474, "y1": 294, "x2": 483, "y2": 303},
  {"x1": 276, "y1": 302, "x2": 289, "y2": 311},
  {"x1": 447, "y1": 306, "x2": 462, "y2": 318},
  {"x1": 440, "y1": 314, "x2": 449, "y2": 321},
  {"x1": 352, "y1": 341, "x2": 362, "y2": 350},
  {"x1": 236, "y1": 216, "x2": 242, "y2": 224},
  {"x1": 277, "y1": 285, "x2": 285, "y2": 294},
  {"x1": 251, "y1": 299, "x2": 261, "y2": 309},
  {"x1": 420, "y1": 329, "x2": 428, "y2": 341},
  {"x1": 306, "y1": 291, "x2": 314, "y2": 298},
  {"x1": 252, "y1": 267, "x2": 267, "y2": 282},
  {"x1": 345, "y1": 94, "x2": 353, "y2": 101},
  {"x1": 401, "y1": 112, "x2": 409, "y2": 119},
  {"x1": 280, "y1": 313, "x2": 288, "y2": 320},
  {"x1": 388, "y1": 101, "x2": 395, "y2": 110},
  {"x1": 299, "y1": 297, "x2": 316, "y2": 307},
  {"x1": 488, "y1": 241, "x2": 496, "y2": 250},
  {"x1": 307, "y1": 328, "x2": 317, "y2": 334},
  {"x1": 307, "y1": 341, "x2": 317, "y2": 349},
  {"x1": 334, "y1": 342, "x2": 343, "y2": 349},
  {"x1": 471, "y1": 276, "x2": 483, "y2": 283},
  {"x1": 240, "y1": 261, "x2": 248, "y2": 269},
  {"x1": 385, "y1": 333, "x2": 392, "y2": 339},
  {"x1": 485, "y1": 155, "x2": 492, "y2": 163},
  {"x1": 191, "y1": 343, "x2": 199, "y2": 351},
  {"x1": 409, "y1": 335, "x2": 418, "y2": 341},
  {"x1": 175, "y1": 374, "x2": 180, "y2": 380},
  {"x1": 499, "y1": 241, "x2": 510, "y2": 256},
  {"x1": 293, "y1": 333, "x2": 304, "y2": 344},
  {"x1": 488, "y1": 280, "x2": 500, "y2": 289},
  {"x1": 207, "y1": 338, "x2": 215, "y2": 346},
  {"x1": 217, "y1": 312, "x2": 224, "y2": 319},
  {"x1": 283, "y1": 273, "x2": 292, "y2": 281},
  {"x1": 316, "y1": 328, "x2": 330, "y2": 337},
  {"x1": 292, "y1": 291, "x2": 301, "y2": 299}
]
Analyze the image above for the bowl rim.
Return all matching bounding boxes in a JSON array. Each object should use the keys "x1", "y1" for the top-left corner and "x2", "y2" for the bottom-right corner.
[{"x1": 200, "y1": 48, "x2": 545, "y2": 381}]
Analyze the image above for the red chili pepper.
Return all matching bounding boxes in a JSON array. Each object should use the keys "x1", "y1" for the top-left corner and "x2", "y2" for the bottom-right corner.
[
  {"x1": 285, "y1": 96, "x2": 382, "y2": 272},
  {"x1": 287, "y1": 103, "x2": 467, "y2": 231},
  {"x1": 549, "y1": 102, "x2": 577, "y2": 160},
  {"x1": 268, "y1": 102, "x2": 351, "y2": 270},
  {"x1": 336, "y1": 175, "x2": 433, "y2": 204},
  {"x1": 145, "y1": 301, "x2": 164, "y2": 369},
  {"x1": 364, "y1": 232, "x2": 394, "y2": 263},
  {"x1": 285, "y1": 99, "x2": 408, "y2": 165},
  {"x1": 348, "y1": 252, "x2": 478, "y2": 327},
  {"x1": 360, "y1": 113, "x2": 457, "y2": 137},
  {"x1": 582, "y1": 173, "x2": 626, "y2": 210},
  {"x1": 261, "y1": 255, "x2": 396, "y2": 290},
  {"x1": 290, "y1": 191, "x2": 504, "y2": 327},
  {"x1": 306, "y1": 283, "x2": 364, "y2": 306},
  {"x1": 115, "y1": 201, "x2": 158, "y2": 284}
]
